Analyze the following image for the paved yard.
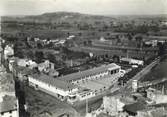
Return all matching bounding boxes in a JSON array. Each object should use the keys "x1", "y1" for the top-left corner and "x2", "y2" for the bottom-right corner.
[{"x1": 77, "y1": 74, "x2": 120, "y2": 92}]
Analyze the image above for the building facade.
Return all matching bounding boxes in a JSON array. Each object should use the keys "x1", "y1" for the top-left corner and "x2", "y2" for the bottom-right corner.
[
  {"x1": 28, "y1": 74, "x2": 78, "y2": 100},
  {"x1": 59, "y1": 63, "x2": 122, "y2": 84}
]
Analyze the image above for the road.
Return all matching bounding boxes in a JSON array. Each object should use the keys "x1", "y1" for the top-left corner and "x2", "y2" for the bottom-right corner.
[
  {"x1": 126, "y1": 58, "x2": 160, "y2": 88},
  {"x1": 113, "y1": 58, "x2": 160, "y2": 95},
  {"x1": 76, "y1": 58, "x2": 161, "y2": 114}
]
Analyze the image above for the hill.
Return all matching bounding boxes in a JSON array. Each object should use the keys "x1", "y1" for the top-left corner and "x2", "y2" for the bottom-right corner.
[{"x1": 1, "y1": 11, "x2": 115, "y2": 23}]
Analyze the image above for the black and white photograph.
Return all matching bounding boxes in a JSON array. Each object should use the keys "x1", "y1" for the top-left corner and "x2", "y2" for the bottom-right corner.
[{"x1": 0, "y1": 0, "x2": 167, "y2": 117}]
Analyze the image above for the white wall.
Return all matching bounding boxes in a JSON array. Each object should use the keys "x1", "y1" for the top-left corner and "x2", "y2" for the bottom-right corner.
[
  {"x1": 72, "y1": 71, "x2": 110, "y2": 84},
  {"x1": 77, "y1": 91, "x2": 96, "y2": 101}
]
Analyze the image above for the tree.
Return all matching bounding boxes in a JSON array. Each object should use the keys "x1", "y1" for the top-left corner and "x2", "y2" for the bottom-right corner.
[
  {"x1": 127, "y1": 33, "x2": 132, "y2": 41},
  {"x1": 35, "y1": 51, "x2": 44, "y2": 63},
  {"x1": 47, "y1": 53, "x2": 56, "y2": 63},
  {"x1": 135, "y1": 36, "x2": 143, "y2": 48},
  {"x1": 26, "y1": 50, "x2": 34, "y2": 60},
  {"x1": 83, "y1": 41, "x2": 87, "y2": 46},
  {"x1": 37, "y1": 42, "x2": 43, "y2": 49},
  {"x1": 88, "y1": 40, "x2": 92, "y2": 46},
  {"x1": 112, "y1": 55, "x2": 120, "y2": 63},
  {"x1": 15, "y1": 50, "x2": 24, "y2": 58},
  {"x1": 158, "y1": 43, "x2": 166, "y2": 56},
  {"x1": 135, "y1": 35, "x2": 143, "y2": 42}
]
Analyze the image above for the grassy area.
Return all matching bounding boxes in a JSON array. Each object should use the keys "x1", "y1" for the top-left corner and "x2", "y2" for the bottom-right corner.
[
  {"x1": 24, "y1": 86, "x2": 79, "y2": 117},
  {"x1": 140, "y1": 57, "x2": 167, "y2": 82}
]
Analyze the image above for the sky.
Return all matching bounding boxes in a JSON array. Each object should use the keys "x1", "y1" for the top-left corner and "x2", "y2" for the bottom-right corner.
[{"x1": 0, "y1": 0, "x2": 167, "y2": 16}]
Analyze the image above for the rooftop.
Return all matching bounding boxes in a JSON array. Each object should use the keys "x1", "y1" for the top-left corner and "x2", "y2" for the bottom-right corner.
[
  {"x1": 0, "y1": 73, "x2": 15, "y2": 93},
  {"x1": 30, "y1": 73, "x2": 78, "y2": 91},
  {"x1": 13, "y1": 65, "x2": 78, "y2": 91},
  {"x1": 0, "y1": 95, "x2": 17, "y2": 113},
  {"x1": 58, "y1": 63, "x2": 120, "y2": 82},
  {"x1": 121, "y1": 57, "x2": 143, "y2": 62},
  {"x1": 148, "y1": 36, "x2": 167, "y2": 40},
  {"x1": 13, "y1": 63, "x2": 35, "y2": 75}
]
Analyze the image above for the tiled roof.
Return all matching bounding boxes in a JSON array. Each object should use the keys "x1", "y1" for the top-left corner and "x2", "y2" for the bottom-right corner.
[
  {"x1": 30, "y1": 73, "x2": 78, "y2": 91},
  {"x1": 58, "y1": 63, "x2": 120, "y2": 82}
]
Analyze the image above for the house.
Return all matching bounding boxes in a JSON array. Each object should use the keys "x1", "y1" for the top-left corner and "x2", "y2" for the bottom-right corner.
[
  {"x1": 4, "y1": 45, "x2": 14, "y2": 60},
  {"x1": 34, "y1": 37, "x2": 40, "y2": 42},
  {"x1": 136, "y1": 107, "x2": 167, "y2": 117},
  {"x1": 48, "y1": 69, "x2": 59, "y2": 77},
  {"x1": 17, "y1": 59, "x2": 37, "y2": 69},
  {"x1": 0, "y1": 73, "x2": 19, "y2": 117},
  {"x1": 121, "y1": 57, "x2": 144, "y2": 66},
  {"x1": 99, "y1": 37, "x2": 106, "y2": 42},
  {"x1": 145, "y1": 40, "x2": 158, "y2": 47},
  {"x1": 94, "y1": 95, "x2": 135, "y2": 117},
  {"x1": 102, "y1": 96, "x2": 125, "y2": 116},
  {"x1": 9, "y1": 58, "x2": 37, "y2": 73},
  {"x1": 67, "y1": 35, "x2": 75, "y2": 40},
  {"x1": 59, "y1": 40, "x2": 66, "y2": 44},
  {"x1": 146, "y1": 88, "x2": 167, "y2": 104},
  {"x1": 37, "y1": 60, "x2": 54, "y2": 72},
  {"x1": 14, "y1": 65, "x2": 34, "y2": 81}
]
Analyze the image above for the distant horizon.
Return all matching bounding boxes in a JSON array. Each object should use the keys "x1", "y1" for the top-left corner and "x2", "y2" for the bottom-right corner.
[
  {"x1": 1, "y1": 11, "x2": 167, "y2": 17},
  {"x1": 1, "y1": 0, "x2": 167, "y2": 16}
]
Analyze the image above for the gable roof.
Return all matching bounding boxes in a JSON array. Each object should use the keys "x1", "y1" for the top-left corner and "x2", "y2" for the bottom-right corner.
[
  {"x1": 58, "y1": 63, "x2": 120, "y2": 82},
  {"x1": 30, "y1": 73, "x2": 78, "y2": 91}
]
